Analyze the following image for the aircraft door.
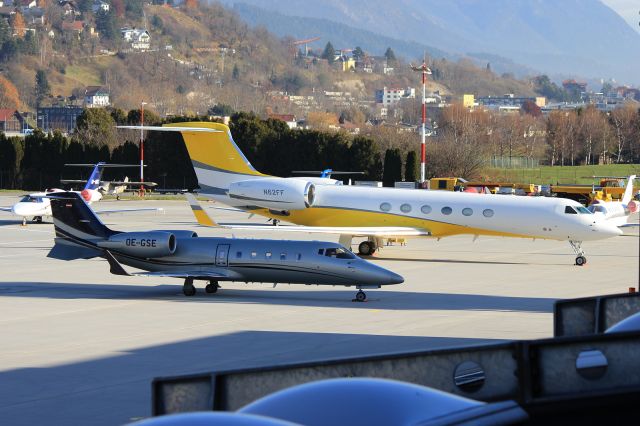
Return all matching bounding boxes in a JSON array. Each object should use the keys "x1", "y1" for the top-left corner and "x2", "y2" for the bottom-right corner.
[{"x1": 215, "y1": 244, "x2": 231, "y2": 267}]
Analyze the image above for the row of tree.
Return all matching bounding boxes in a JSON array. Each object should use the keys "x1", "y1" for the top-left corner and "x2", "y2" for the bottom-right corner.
[{"x1": 0, "y1": 111, "x2": 418, "y2": 190}]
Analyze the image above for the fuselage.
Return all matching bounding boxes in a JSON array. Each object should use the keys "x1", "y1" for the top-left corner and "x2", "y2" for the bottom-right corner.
[
  {"x1": 113, "y1": 237, "x2": 403, "y2": 287},
  {"x1": 199, "y1": 177, "x2": 622, "y2": 242}
]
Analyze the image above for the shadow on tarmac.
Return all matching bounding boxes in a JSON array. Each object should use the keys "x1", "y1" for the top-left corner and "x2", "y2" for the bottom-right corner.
[
  {"x1": 0, "y1": 281, "x2": 554, "y2": 313},
  {"x1": 0, "y1": 330, "x2": 501, "y2": 426}
]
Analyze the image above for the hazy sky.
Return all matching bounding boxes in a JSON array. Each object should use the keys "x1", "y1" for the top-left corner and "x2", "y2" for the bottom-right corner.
[{"x1": 601, "y1": 0, "x2": 640, "y2": 33}]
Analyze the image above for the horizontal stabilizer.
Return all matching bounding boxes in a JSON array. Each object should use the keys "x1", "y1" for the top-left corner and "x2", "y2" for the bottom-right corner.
[
  {"x1": 117, "y1": 125, "x2": 222, "y2": 133},
  {"x1": 47, "y1": 238, "x2": 102, "y2": 260},
  {"x1": 185, "y1": 193, "x2": 218, "y2": 227},
  {"x1": 96, "y1": 207, "x2": 164, "y2": 215}
]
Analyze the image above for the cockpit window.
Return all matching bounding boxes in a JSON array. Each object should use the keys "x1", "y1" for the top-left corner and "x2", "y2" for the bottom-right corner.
[
  {"x1": 576, "y1": 206, "x2": 592, "y2": 214},
  {"x1": 564, "y1": 206, "x2": 577, "y2": 214},
  {"x1": 324, "y1": 247, "x2": 356, "y2": 259},
  {"x1": 588, "y1": 205, "x2": 607, "y2": 214},
  {"x1": 20, "y1": 196, "x2": 31, "y2": 202}
]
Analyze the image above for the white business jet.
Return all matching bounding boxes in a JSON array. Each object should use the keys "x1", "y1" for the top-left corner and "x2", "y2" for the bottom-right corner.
[{"x1": 118, "y1": 122, "x2": 622, "y2": 266}]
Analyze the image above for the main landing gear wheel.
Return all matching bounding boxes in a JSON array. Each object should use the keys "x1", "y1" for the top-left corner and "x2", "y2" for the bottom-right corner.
[
  {"x1": 358, "y1": 241, "x2": 376, "y2": 256},
  {"x1": 183, "y1": 278, "x2": 196, "y2": 296},
  {"x1": 33, "y1": 216, "x2": 43, "y2": 223},
  {"x1": 353, "y1": 290, "x2": 367, "y2": 302},
  {"x1": 205, "y1": 281, "x2": 219, "y2": 294},
  {"x1": 575, "y1": 256, "x2": 587, "y2": 266}
]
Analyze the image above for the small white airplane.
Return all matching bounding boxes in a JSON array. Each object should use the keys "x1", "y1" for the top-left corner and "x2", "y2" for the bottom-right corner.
[
  {"x1": 118, "y1": 122, "x2": 623, "y2": 266},
  {"x1": 1, "y1": 163, "x2": 160, "y2": 225},
  {"x1": 588, "y1": 175, "x2": 638, "y2": 227}
]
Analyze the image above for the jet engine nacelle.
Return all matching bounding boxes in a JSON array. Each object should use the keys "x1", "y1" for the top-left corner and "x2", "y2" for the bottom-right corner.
[
  {"x1": 229, "y1": 178, "x2": 316, "y2": 210},
  {"x1": 150, "y1": 230, "x2": 198, "y2": 239},
  {"x1": 98, "y1": 231, "x2": 177, "y2": 257}
]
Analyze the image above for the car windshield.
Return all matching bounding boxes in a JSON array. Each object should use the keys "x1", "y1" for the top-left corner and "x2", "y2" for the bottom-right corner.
[{"x1": 324, "y1": 247, "x2": 356, "y2": 259}]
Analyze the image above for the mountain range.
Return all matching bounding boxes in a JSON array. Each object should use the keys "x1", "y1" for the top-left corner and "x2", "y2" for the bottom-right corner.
[{"x1": 220, "y1": 0, "x2": 640, "y2": 85}]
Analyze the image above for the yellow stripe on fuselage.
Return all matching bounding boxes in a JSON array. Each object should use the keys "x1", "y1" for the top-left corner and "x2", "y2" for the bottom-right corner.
[
  {"x1": 164, "y1": 122, "x2": 265, "y2": 177},
  {"x1": 257, "y1": 207, "x2": 543, "y2": 239}
]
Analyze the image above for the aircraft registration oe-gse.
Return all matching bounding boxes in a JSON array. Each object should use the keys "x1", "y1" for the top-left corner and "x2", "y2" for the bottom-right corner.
[
  {"x1": 46, "y1": 192, "x2": 403, "y2": 301},
  {"x1": 118, "y1": 122, "x2": 624, "y2": 266}
]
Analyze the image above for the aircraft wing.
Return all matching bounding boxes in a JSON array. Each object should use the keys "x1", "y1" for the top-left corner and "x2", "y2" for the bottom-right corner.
[
  {"x1": 185, "y1": 192, "x2": 429, "y2": 236},
  {"x1": 0, "y1": 207, "x2": 13, "y2": 212},
  {"x1": 107, "y1": 181, "x2": 158, "y2": 187},
  {"x1": 211, "y1": 224, "x2": 430, "y2": 237},
  {"x1": 95, "y1": 207, "x2": 164, "y2": 215},
  {"x1": 104, "y1": 250, "x2": 227, "y2": 279}
]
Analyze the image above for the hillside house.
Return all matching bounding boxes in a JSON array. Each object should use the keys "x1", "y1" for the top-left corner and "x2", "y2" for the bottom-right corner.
[
  {"x1": 268, "y1": 113, "x2": 297, "y2": 129},
  {"x1": 59, "y1": 0, "x2": 80, "y2": 16},
  {"x1": 84, "y1": 86, "x2": 110, "y2": 108},
  {"x1": 19, "y1": 0, "x2": 35, "y2": 8},
  {"x1": 121, "y1": 27, "x2": 150, "y2": 50},
  {"x1": 61, "y1": 20, "x2": 84, "y2": 36},
  {"x1": 92, "y1": 0, "x2": 108, "y2": 13}
]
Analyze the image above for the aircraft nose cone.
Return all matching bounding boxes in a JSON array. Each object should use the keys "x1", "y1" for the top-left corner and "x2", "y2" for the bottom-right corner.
[
  {"x1": 12, "y1": 203, "x2": 28, "y2": 216},
  {"x1": 595, "y1": 221, "x2": 623, "y2": 237},
  {"x1": 363, "y1": 263, "x2": 404, "y2": 285}
]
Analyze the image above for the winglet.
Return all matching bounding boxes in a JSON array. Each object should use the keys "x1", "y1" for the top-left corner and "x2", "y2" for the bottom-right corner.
[
  {"x1": 622, "y1": 175, "x2": 636, "y2": 205},
  {"x1": 185, "y1": 193, "x2": 218, "y2": 227},
  {"x1": 103, "y1": 250, "x2": 131, "y2": 276}
]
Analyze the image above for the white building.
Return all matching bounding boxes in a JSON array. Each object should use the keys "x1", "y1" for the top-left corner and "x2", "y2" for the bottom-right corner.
[
  {"x1": 84, "y1": 86, "x2": 110, "y2": 108},
  {"x1": 92, "y1": 1, "x2": 109, "y2": 13},
  {"x1": 375, "y1": 87, "x2": 415, "y2": 107},
  {"x1": 121, "y1": 27, "x2": 150, "y2": 50}
]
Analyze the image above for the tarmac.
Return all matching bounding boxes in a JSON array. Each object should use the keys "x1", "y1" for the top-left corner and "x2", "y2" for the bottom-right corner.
[{"x1": 0, "y1": 195, "x2": 638, "y2": 425}]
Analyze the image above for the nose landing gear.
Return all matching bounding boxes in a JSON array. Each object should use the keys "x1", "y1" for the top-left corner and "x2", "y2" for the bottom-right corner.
[
  {"x1": 569, "y1": 241, "x2": 587, "y2": 266},
  {"x1": 353, "y1": 290, "x2": 367, "y2": 302}
]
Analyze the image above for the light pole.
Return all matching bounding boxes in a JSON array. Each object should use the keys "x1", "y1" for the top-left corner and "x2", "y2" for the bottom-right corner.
[
  {"x1": 140, "y1": 100, "x2": 147, "y2": 195},
  {"x1": 410, "y1": 60, "x2": 432, "y2": 186}
]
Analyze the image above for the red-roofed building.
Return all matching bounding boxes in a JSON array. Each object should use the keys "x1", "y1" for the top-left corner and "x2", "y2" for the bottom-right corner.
[
  {"x1": 268, "y1": 113, "x2": 297, "y2": 129},
  {"x1": 0, "y1": 109, "x2": 27, "y2": 133},
  {"x1": 62, "y1": 20, "x2": 84, "y2": 33}
]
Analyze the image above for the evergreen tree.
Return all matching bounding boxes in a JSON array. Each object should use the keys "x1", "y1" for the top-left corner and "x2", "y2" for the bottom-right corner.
[
  {"x1": 321, "y1": 42, "x2": 335, "y2": 64},
  {"x1": 0, "y1": 18, "x2": 10, "y2": 46},
  {"x1": 96, "y1": 10, "x2": 118, "y2": 41},
  {"x1": 35, "y1": 69, "x2": 50, "y2": 106},
  {"x1": 404, "y1": 150, "x2": 418, "y2": 182},
  {"x1": 353, "y1": 46, "x2": 365, "y2": 61},
  {"x1": 232, "y1": 63, "x2": 240, "y2": 80},
  {"x1": 384, "y1": 47, "x2": 396, "y2": 64},
  {"x1": 382, "y1": 148, "x2": 402, "y2": 187}
]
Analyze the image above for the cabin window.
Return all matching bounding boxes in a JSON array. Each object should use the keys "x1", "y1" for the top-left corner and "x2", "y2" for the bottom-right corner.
[
  {"x1": 462, "y1": 208, "x2": 473, "y2": 216},
  {"x1": 441, "y1": 206, "x2": 452, "y2": 215},
  {"x1": 251, "y1": 251, "x2": 257, "y2": 259},
  {"x1": 318, "y1": 249, "x2": 324, "y2": 255},
  {"x1": 564, "y1": 206, "x2": 578, "y2": 214},
  {"x1": 400, "y1": 203, "x2": 412, "y2": 213},
  {"x1": 297, "y1": 253, "x2": 302, "y2": 261},
  {"x1": 265, "y1": 252, "x2": 272, "y2": 259},
  {"x1": 236, "y1": 251, "x2": 242, "y2": 259},
  {"x1": 421, "y1": 205, "x2": 432, "y2": 214},
  {"x1": 483, "y1": 209, "x2": 494, "y2": 218},
  {"x1": 280, "y1": 253, "x2": 286, "y2": 260},
  {"x1": 380, "y1": 202, "x2": 391, "y2": 212}
]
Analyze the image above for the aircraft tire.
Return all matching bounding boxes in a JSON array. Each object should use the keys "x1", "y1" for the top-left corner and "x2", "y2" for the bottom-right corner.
[
  {"x1": 575, "y1": 256, "x2": 587, "y2": 266},
  {"x1": 205, "y1": 282, "x2": 218, "y2": 294},
  {"x1": 183, "y1": 280, "x2": 196, "y2": 296},
  {"x1": 354, "y1": 290, "x2": 367, "y2": 302},
  {"x1": 34, "y1": 216, "x2": 43, "y2": 223},
  {"x1": 358, "y1": 241, "x2": 375, "y2": 256}
]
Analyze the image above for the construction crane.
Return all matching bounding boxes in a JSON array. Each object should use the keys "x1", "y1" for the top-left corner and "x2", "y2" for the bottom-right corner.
[{"x1": 292, "y1": 37, "x2": 321, "y2": 57}]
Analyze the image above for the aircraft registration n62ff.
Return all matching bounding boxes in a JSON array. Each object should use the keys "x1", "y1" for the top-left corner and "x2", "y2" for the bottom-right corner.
[{"x1": 118, "y1": 122, "x2": 623, "y2": 266}]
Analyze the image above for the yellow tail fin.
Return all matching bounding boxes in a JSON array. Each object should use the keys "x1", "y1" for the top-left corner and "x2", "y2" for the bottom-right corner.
[{"x1": 164, "y1": 122, "x2": 264, "y2": 177}]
